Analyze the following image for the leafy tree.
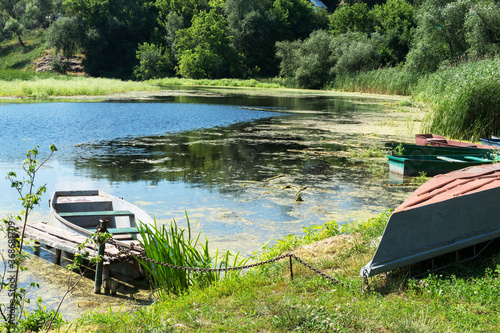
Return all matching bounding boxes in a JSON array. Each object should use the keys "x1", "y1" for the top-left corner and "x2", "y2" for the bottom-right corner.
[
  {"x1": 133, "y1": 42, "x2": 174, "y2": 80},
  {"x1": 276, "y1": 30, "x2": 336, "y2": 89},
  {"x1": 175, "y1": 10, "x2": 244, "y2": 79},
  {"x1": 276, "y1": 29, "x2": 382, "y2": 89},
  {"x1": 62, "y1": 0, "x2": 158, "y2": 78},
  {"x1": 406, "y1": 0, "x2": 471, "y2": 72},
  {"x1": 465, "y1": 1, "x2": 500, "y2": 57},
  {"x1": 329, "y1": 2, "x2": 373, "y2": 36},
  {"x1": 63, "y1": 0, "x2": 110, "y2": 26},
  {"x1": 45, "y1": 16, "x2": 85, "y2": 58},
  {"x1": 331, "y1": 31, "x2": 380, "y2": 75},
  {"x1": 272, "y1": 0, "x2": 323, "y2": 41},
  {"x1": 1, "y1": 0, "x2": 53, "y2": 46},
  {"x1": 154, "y1": 0, "x2": 209, "y2": 30},
  {"x1": 225, "y1": 0, "x2": 279, "y2": 77},
  {"x1": 372, "y1": 0, "x2": 416, "y2": 65}
]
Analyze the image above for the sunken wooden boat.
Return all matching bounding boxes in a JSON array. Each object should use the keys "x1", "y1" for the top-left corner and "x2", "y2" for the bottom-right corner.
[
  {"x1": 387, "y1": 154, "x2": 496, "y2": 176},
  {"x1": 361, "y1": 164, "x2": 500, "y2": 277},
  {"x1": 49, "y1": 190, "x2": 153, "y2": 248},
  {"x1": 392, "y1": 142, "x2": 494, "y2": 156}
]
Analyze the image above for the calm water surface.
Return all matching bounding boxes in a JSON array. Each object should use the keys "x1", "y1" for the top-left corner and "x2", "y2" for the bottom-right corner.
[{"x1": 0, "y1": 91, "x2": 414, "y2": 318}]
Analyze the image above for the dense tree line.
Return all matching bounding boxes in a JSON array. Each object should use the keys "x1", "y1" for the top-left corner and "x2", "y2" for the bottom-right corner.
[{"x1": 1, "y1": 0, "x2": 499, "y2": 84}]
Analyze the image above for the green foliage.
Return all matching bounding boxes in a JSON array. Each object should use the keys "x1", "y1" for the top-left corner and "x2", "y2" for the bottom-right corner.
[
  {"x1": 18, "y1": 297, "x2": 63, "y2": 332},
  {"x1": 404, "y1": 0, "x2": 495, "y2": 72},
  {"x1": 45, "y1": 16, "x2": 84, "y2": 58},
  {"x1": 133, "y1": 42, "x2": 174, "y2": 80},
  {"x1": 268, "y1": 298, "x2": 340, "y2": 331},
  {"x1": 329, "y1": 66, "x2": 420, "y2": 95},
  {"x1": 272, "y1": 0, "x2": 320, "y2": 41},
  {"x1": 416, "y1": 57, "x2": 500, "y2": 139},
  {"x1": 49, "y1": 56, "x2": 70, "y2": 73},
  {"x1": 175, "y1": 10, "x2": 244, "y2": 79},
  {"x1": 0, "y1": 145, "x2": 57, "y2": 333},
  {"x1": 340, "y1": 210, "x2": 391, "y2": 241},
  {"x1": 276, "y1": 29, "x2": 335, "y2": 89},
  {"x1": 465, "y1": 1, "x2": 500, "y2": 57},
  {"x1": 329, "y1": 2, "x2": 373, "y2": 36},
  {"x1": 225, "y1": 0, "x2": 279, "y2": 77},
  {"x1": 261, "y1": 220, "x2": 340, "y2": 260},
  {"x1": 331, "y1": 32, "x2": 380, "y2": 75},
  {"x1": 372, "y1": 0, "x2": 416, "y2": 65},
  {"x1": 1, "y1": 0, "x2": 53, "y2": 46},
  {"x1": 136, "y1": 213, "x2": 248, "y2": 296}
]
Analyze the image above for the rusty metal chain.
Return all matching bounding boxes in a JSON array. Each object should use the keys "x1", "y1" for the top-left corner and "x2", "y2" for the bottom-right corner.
[{"x1": 95, "y1": 226, "x2": 344, "y2": 286}]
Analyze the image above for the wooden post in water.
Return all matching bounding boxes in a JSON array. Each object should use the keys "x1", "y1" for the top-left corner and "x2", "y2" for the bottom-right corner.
[
  {"x1": 289, "y1": 255, "x2": 294, "y2": 281},
  {"x1": 94, "y1": 219, "x2": 107, "y2": 294},
  {"x1": 103, "y1": 265, "x2": 110, "y2": 295},
  {"x1": 55, "y1": 249, "x2": 62, "y2": 265}
]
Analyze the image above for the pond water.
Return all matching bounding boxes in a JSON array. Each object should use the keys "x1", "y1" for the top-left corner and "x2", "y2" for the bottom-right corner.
[{"x1": 0, "y1": 89, "x2": 417, "y2": 319}]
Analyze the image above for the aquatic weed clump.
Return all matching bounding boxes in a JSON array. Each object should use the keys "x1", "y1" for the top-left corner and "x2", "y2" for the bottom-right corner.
[{"x1": 136, "y1": 213, "x2": 247, "y2": 296}]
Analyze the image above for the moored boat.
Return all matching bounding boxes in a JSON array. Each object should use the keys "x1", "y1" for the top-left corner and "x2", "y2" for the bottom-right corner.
[
  {"x1": 416, "y1": 134, "x2": 496, "y2": 149},
  {"x1": 49, "y1": 190, "x2": 153, "y2": 248},
  {"x1": 479, "y1": 138, "x2": 500, "y2": 147},
  {"x1": 392, "y1": 142, "x2": 495, "y2": 156},
  {"x1": 362, "y1": 163, "x2": 500, "y2": 277},
  {"x1": 387, "y1": 154, "x2": 497, "y2": 176}
]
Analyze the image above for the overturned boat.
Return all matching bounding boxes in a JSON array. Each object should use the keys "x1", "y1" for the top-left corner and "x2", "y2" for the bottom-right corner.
[{"x1": 361, "y1": 163, "x2": 500, "y2": 277}]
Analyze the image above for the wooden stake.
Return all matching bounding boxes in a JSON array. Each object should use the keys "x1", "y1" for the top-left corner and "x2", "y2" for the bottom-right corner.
[{"x1": 94, "y1": 220, "x2": 107, "y2": 294}]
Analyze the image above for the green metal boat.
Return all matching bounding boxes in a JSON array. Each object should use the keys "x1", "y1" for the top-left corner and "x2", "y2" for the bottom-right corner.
[{"x1": 388, "y1": 154, "x2": 498, "y2": 176}]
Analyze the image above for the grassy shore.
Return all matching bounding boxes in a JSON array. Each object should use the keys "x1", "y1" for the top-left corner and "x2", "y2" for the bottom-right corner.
[{"x1": 59, "y1": 211, "x2": 500, "y2": 332}]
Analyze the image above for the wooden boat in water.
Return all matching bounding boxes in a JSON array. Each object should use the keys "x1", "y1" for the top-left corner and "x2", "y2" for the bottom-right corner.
[
  {"x1": 387, "y1": 154, "x2": 497, "y2": 176},
  {"x1": 479, "y1": 138, "x2": 500, "y2": 147},
  {"x1": 392, "y1": 142, "x2": 494, "y2": 156},
  {"x1": 49, "y1": 190, "x2": 153, "y2": 248},
  {"x1": 415, "y1": 134, "x2": 496, "y2": 149},
  {"x1": 362, "y1": 163, "x2": 500, "y2": 277}
]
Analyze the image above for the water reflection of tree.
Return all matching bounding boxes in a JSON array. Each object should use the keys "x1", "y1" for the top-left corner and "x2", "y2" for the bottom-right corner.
[{"x1": 73, "y1": 125, "x2": 349, "y2": 185}]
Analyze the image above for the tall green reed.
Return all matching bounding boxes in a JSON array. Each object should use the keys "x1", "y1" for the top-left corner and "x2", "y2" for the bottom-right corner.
[
  {"x1": 415, "y1": 57, "x2": 500, "y2": 140},
  {"x1": 135, "y1": 213, "x2": 248, "y2": 296},
  {"x1": 329, "y1": 67, "x2": 421, "y2": 96}
]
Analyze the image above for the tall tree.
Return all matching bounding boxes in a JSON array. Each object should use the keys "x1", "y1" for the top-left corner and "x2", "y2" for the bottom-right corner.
[
  {"x1": 329, "y1": 2, "x2": 373, "y2": 36},
  {"x1": 225, "y1": 0, "x2": 279, "y2": 77},
  {"x1": 1, "y1": 0, "x2": 53, "y2": 46},
  {"x1": 406, "y1": 0, "x2": 471, "y2": 72},
  {"x1": 62, "y1": 0, "x2": 158, "y2": 78},
  {"x1": 175, "y1": 10, "x2": 244, "y2": 79},
  {"x1": 272, "y1": 0, "x2": 323, "y2": 41},
  {"x1": 372, "y1": 0, "x2": 415, "y2": 65}
]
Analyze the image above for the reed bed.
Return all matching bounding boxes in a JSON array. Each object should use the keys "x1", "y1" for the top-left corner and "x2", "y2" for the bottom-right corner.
[
  {"x1": 149, "y1": 77, "x2": 286, "y2": 89},
  {"x1": 0, "y1": 77, "x2": 159, "y2": 98},
  {"x1": 329, "y1": 67, "x2": 421, "y2": 96},
  {"x1": 415, "y1": 57, "x2": 500, "y2": 140},
  {"x1": 135, "y1": 214, "x2": 248, "y2": 297}
]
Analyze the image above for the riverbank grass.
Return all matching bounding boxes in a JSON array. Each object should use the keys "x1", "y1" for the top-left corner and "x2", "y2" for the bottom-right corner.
[{"x1": 68, "y1": 211, "x2": 500, "y2": 332}]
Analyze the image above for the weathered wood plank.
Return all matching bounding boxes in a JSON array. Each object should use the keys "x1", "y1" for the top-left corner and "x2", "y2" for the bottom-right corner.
[{"x1": 19, "y1": 222, "x2": 142, "y2": 264}]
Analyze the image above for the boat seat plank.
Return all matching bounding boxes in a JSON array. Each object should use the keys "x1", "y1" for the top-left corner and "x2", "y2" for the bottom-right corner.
[
  {"x1": 58, "y1": 210, "x2": 134, "y2": 217},
  {"x1": 463, "y1": 156, "x2": 490, "y2": 162},
  {"x1": 107, "y1": 227, "x2": 139, "y2": 235},
  {"x1": 436, "y1": 156, "x2": 466, "y2": 163}
]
